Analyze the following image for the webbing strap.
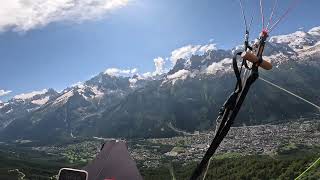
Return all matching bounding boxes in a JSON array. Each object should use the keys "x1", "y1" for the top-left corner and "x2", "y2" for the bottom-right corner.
[
  {"x1": 189, "y1": 53, "x2": 259, "y2": 180},
  {"x1": 233, "y1": 52, "x2": 243, "y2": 93}
]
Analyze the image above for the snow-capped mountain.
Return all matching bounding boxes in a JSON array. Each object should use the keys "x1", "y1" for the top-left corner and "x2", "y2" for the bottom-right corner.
[
  {"x1": 0, "y1": 89, "x2": 59, "y2": 130},
  {"x1": 1, "y1": 26, "x2": 320, "y2": 141},
  {"x1": 164, "y1": 26, "x2": 320, "y2": 85},
  {"x1": 270, "y1": 27, "x2": 320, "y2": 50},
  {"x1": 0, "y1": 71, "x2": 152, "y2": 140}
]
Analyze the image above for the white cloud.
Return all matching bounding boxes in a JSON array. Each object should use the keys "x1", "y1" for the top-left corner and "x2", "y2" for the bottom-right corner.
[
  {"x1": 0, "y1": 89, "x2": 12, "y2": 96},
  {"x1": 170, "y1": 43, "x2": 217, "y2": 65},
  {"x1": 206, "y1": 58, "x2": 232, "y2": 75},
  {"x1": 14, "y1": 89, "x2": 48, "y2": 100},
  {"x1": 130, "y1": 68, "x2": 138, "y2": 74},
  {"x1": 135, "y1": 57, "x2": 167, "y2": 78},
  {"x1": 71, "y1": 81, "x2": 84, "y2": 87},
  {"x1": 166, "y1": 69, "x2": 191, "y2": 85},
  {"x1": 199, "y1": 44, "x2": 216, "y2": 52},
  {"x1": 167, "y1": 69, "x2": 191, "y2": 80},
  {"x1": 0, "y1": 0, "x2": 129, "y2": 32},
  {"x1": 142, "y1": 72, "x2": 152, "y2": 78},
  {"x1": 308, "y1": 26, "x2": 320, "y2": 38},
  {"x1": 153, "y1": 57, "x2": 165, "y2": 75},
  {"x1": 104, "y1": 68, "x2": 138, "y2": 77},
  {"x1": 72, "y1": 82, "x2": 86, "y2": 92},
  {"x1": 206, "y1": 62, "x2": 224, "y2": 74}
]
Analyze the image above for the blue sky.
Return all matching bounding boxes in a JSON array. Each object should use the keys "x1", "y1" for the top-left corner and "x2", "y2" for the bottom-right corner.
[{"x1": 0, "y1": 0, "x2": 319, "y2": 101}]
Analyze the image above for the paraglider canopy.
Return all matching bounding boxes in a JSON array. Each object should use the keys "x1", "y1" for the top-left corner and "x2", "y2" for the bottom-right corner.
[
  {"x1": 83, "y1": 140, "x2": 143, "y2": 180},
  {"x1": 58, "y1": 140, "x2": 143, "y2": 180}
]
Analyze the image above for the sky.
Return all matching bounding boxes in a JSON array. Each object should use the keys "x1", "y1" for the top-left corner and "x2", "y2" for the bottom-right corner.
[{"x1": 0, "y1": 0, "x2": 319, "y2": 101}]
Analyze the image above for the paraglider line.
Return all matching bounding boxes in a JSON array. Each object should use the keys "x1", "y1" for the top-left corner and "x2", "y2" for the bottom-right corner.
[{"x1": 259, "y1": 77, "x2": 320, "y2": 110}]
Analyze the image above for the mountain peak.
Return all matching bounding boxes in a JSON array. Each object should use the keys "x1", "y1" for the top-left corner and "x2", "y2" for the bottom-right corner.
[{"x1": 269, "y1": 27, "x2": 320, "y2": 50}]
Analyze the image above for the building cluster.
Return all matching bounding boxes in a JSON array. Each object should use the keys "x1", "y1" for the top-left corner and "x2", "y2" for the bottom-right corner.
[
  {"x1": 33, "y1": 121, "x2": 320, "y2": 169},
  {"x1": 130, "y1": 121, "x2": 320, "y2": 168}
]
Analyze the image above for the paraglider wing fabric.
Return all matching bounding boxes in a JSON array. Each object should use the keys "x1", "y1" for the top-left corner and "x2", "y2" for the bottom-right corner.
[{"x1": 83, "y1": 141, "x2": 143, "y2": 180}]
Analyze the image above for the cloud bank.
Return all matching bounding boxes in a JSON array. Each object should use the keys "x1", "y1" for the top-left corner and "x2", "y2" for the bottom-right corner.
[
  {"x1": 153, "y1": 57, "x2": 165, "y2": 75},
  {"x1": 170, "y1": 43, "x2": 217, "y2": 65},
  {"x1": 0, "y1": 0, "x2": 129, "y2": 32},
  {"x1": 167, "y1": 69, "x2": 191, "y2": 80},
  {"x1": 14, "y1": 89, "x2": 48, "y2": 100},
  {"x1": 0, "y1": 89, "x2": 12, "y2": 97},
  {"x1": 104, "y1": 68, "x2": 137, "y2": 77},
  {"x1": 206, "y1": 58, "x2": 232, "y2": 75}
]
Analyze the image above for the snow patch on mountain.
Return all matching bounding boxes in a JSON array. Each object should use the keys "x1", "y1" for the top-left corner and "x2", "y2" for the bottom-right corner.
[
  {"x1": 265, "y1": 52, "x2": 293, "y2": 66},
  {"x1": 75, "y1": 84, "x2": 85, "y2": 93},
  {"x1": 54, "y1": 90, "x2": 74, "y2": 105},
  {"x1": 297, "y1": 42, "x2": 320, "y2": 62},
  {"x1": 1, "y1": 119, "x2": 15, "y2": 129},
  {"x1": 31, "y1": 96, "x2": 50, "y2": 105},
  {"x1": 0, "y1": 102, "x2": 9, "y2": 109},
  {"x1": 5, "y1": 108, "x2": 13, "y2": 114},
  {"x1": 269, "y1": 30, "x2": 318, "y2": 50},
  {"x1": 129, "y1": 78, "x2": 138, "y2": 88},
  {"x1": 14, "y1": 89, "x2": 48, "y2": 100},
  {"x1": 90, "y1": 86, "x2": 104, "y2": 99}
]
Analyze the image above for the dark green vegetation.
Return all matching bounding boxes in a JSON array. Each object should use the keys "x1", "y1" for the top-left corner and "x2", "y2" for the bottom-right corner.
[
  {"x1": 0, "y1": 144, "x2": 86, "y2": 180},
  {"x1": 0, "y1": 144, "x2": 319, "y2": 179},
  {"x1": 142, "y1": 145, "x2": 320, "y2": 180}
]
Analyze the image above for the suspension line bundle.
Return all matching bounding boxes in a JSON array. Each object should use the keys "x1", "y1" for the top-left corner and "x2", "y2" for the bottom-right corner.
[{"x1": 190, "y1": 0, "x2": 301, "y2": 179}]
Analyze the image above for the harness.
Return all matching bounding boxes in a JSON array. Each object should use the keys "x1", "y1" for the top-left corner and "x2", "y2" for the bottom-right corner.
[
  {"x1": 189, "y1": 0, "x2": 305, "y2": 177},
  {"x1": 190, "y1": 29, "x2": 270, "y2": 180}
]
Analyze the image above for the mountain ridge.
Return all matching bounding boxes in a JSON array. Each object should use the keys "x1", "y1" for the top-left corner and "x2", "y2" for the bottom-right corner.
[{"x1": 1, "y1": 26, "x2": 320, "y2": 141}]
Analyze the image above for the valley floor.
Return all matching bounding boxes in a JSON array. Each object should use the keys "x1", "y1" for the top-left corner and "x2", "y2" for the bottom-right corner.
[{"x1": 0, "y1": 120, "x2": 319, "y2": 179}]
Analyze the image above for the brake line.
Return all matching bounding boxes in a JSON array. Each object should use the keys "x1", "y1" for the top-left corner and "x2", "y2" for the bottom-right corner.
[
  {"x1": 268, "y1": 0, "x2": 301, "y2": 32},
  {"x1": 259, "y1": 76, "x2": 320, "y2": 110},
  {"x1": 266, "y1": 0, "x2": 278, "y2": 30},
  {"x1": 195, "y1": 1, "x2": 304, "y2": 179},
  {"x1": 201, "y1": 75, "x2": 319, "y2": 180},
  {"x1": 295, "y1": 157, "x2": 320, "y2": 180},
  {"x1": 259, "y1": 0, "x2": 265, "y2": 29},
  {"x1": 259, "y1": 75, "x2": 320, "y2": 179},
  {"x1": 239, "y1": 0, "x2": 248, "y2": 31}
]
